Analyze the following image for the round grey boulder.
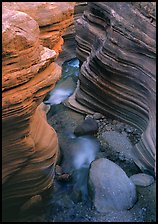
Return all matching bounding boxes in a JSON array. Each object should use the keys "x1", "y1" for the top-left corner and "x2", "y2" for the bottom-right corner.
[
  {"x1": 89, "y1": 158, "x2": 137, "y2": 213},
  {"x1": 130, "y1": 173, "x2": 155, "y2": 187}
]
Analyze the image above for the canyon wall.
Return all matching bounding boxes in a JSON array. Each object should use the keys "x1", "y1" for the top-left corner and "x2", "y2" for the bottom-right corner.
[
  {"x1": 57, "y1": 2, "x2": 88, "y2": 65},
  {"x1": 2, "y1": 2, "x2": 75, "y2": 215},
  {"x1": 2, "y1": 2, "x2": 75, "y2": 57},
  {"x1": 70, "y1": 2, "x2": 156, "y2": 175}
]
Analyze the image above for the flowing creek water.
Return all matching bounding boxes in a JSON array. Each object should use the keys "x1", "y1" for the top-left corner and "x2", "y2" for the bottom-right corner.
[{"x1": 16, "y1": 58, "x2": 156, "y2": 222}]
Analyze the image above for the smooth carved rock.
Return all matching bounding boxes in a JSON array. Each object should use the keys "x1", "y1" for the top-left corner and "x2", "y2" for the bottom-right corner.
[
  {"x1": 3, "y1": 2, "x2": 76, "y2": 57},
  {"x1": 89, "y1": 158, "x2": 137, "y2": 212},
  {"x1": 68, "y1": 2, "x2": 156, "y2": 175},
  {"x1": 2, "y1": 8, "x2": 62, "y2": 214}
]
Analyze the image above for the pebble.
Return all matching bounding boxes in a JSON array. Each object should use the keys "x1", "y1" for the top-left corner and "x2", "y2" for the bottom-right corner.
[
  {"x1": 56, "y1": 173, "x2": 72, "y2": 182},
  {"x1": 55, "y1": 165, "x2": 63, "y2": 176},
  {"x1": 125, "y1": 127, "x2": 133, "y2": 133},
  {"x1": 93, "y1": 113, "x2": 104, "y2": 120},
  {"x1": 105, "y1": 126, "x2": 112, "y2": 131},
  {"x1": 85, "y1": 115, "x2": 93, "y2": 120},
  {"x1": 112, "y1": 120, "x2": 118, "y2": 125}
]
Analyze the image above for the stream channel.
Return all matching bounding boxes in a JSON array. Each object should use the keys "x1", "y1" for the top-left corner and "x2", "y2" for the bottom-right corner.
[{"x1": 17, "y1": 58, "x2": 156, "y2": 222}]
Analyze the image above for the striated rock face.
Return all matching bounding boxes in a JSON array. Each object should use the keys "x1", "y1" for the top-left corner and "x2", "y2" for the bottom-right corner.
[
  {"x1": 2, "y1": 6, "x2": 64, "y2": 214},
  {"x1": 69, "y1": 2, "x2": 156, "y2": 175},
  {"x1": 57, "y1": 2, "x2": 88, "y2": 65},
  {"x1": 2, "y1": 2, "x2": 76, "y2": 58}
]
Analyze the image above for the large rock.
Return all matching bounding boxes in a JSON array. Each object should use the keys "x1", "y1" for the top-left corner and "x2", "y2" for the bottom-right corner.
[
  {"x1": 68, "y1": 2, "x2": 156, "y2": 175},
  {"x1": 2, "y1": 4, "x2": 73, "y2": 216},
  {"x1": 74, "y1": 117, "x2": 98, "y2": 136},
  {"x1": 89, "y1": 158, "x2": 137, "y2": 212}
]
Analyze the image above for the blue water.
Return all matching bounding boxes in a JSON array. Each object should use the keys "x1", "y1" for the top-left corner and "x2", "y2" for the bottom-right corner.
[
  {"x1": 44, "y1": 58, "x2": 80, "y2": 105},
  {"x1": 43, "y1": 58, "x2": 100, "y2": 202}
]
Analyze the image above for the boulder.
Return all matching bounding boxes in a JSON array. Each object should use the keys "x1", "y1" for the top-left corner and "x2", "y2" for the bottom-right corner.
[
  {"x1": 89, "y1": 158, "x2": 137, "y2": 212},
  {"x1": 74, "y1": 117, "x2": 98, "y2": 136}
]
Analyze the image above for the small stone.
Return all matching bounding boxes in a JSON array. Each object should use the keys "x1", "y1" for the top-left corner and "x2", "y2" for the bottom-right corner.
[
  {"x1": 125, "y1": 127, "x2": 133, "y2": 133},
  {"x1": 55, "y1": 165, "x2": 63, "y2": 176},
  {"x1": 130, "y1": 173, "x2": 155, "y2": 187},
  {"x1": 56, "y1": 173, "x2": 72, "y2": 182},
  {"x1": 93, "y1": 113, "x2": 104, "y2": 120},
  {"x1": 85, "y1": 115, "x2": 93, "y2": 120},
  {"x1": 105, "y1": 126, "x2": 112, "y2": 131},
  {"x1": 112, "y1": 120, "x2": 118, "y2": 125}
]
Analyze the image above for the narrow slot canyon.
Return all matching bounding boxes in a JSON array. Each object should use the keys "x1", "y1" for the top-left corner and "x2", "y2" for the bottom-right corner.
[{"x1": 2, "y1": 2, "x2": 156, "y2": 222}]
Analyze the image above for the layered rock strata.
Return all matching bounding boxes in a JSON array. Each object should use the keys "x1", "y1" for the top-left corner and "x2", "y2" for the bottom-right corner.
[
  {"x1": 3, "y1": 2, "x2": 76, "y2": 58},
  {"x1": 57, "y1": 2, "x2": 88, "y2": 64},
  {"x1": 2, "y1": 7, "x2": 64, "y2": 214},
  {"x1": 69, "y1": 2, "x2": 156, "y2": 175}
]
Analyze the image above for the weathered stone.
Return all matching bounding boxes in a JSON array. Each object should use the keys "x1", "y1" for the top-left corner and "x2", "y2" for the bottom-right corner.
[
  {"x1": 93, "y1": 113, "x2": 104, "y2": 120},
  {"x1": 3, "y1": 2, "x2": 76, "y2": 57},
  {"x1": 101, "y1": 131, "x2": 135, "y2": 161},
  {"x1": 74, "y1": 117, "x2": 98, "y2": 136},
  {"x1": 130, "y1": 173, "x2": 155, "y2": 187},
  {"x1": 89, "y1": 158, "x2": 137, "y2": 212}
]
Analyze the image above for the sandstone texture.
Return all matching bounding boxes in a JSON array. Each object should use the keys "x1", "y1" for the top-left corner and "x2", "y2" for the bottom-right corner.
[
  {"x1": 3, "y1": 2, "x2": 75, "y2": 57},
  {"x1": 68, "y1": 2, "x2": 156, "y2": 175},
  {"x1": 57, "y1": 2, "x2": 87, "y2": 64},
  {"x1": 2, "y1": 3, "x2": 74, "y2": 215},
  {"x1": 89, "y1": 158, "x2": 137, "y2": 212}
]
